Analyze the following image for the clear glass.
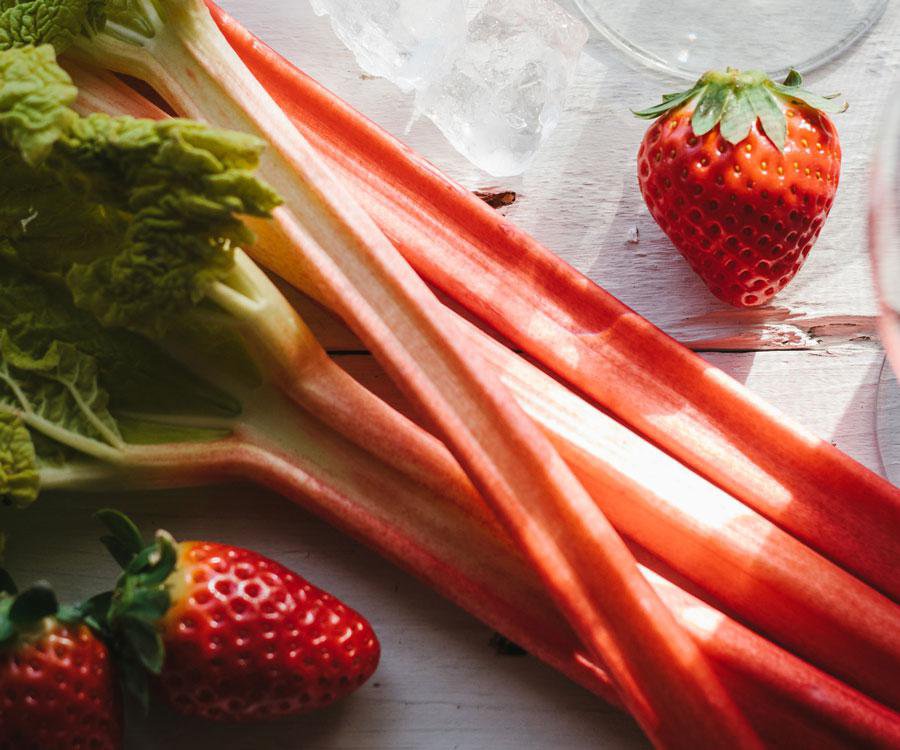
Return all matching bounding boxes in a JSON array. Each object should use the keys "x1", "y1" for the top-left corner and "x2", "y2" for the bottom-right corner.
[
  {"x1": 870, "y1": 84, "x2": 900, "y2": 485},
  {"x1": 573, "y1": 0, "x2": 887, "y2": 80}
]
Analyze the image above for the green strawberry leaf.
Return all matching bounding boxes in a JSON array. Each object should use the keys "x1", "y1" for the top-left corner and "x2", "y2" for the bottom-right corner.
[
  {"x1": 93, "y1": 510, "x2": 177, "y2": 706},
  {"x1": 122, "y1": 615, "x2": 164, "y2": 674},
  {"x1": 746, "y1": 84, "x2": 786, "y2": 150},
  {"x1": 121, "y1": 587, "x2": 169, "y2": 622},
  {"x1": 119, "y1": 652, "x2": 151, "y2": 712},
  {"x1": 75, "y1": 589, "x2": 114, "y2": 638},
  {"x1": 136, "y1": 532, "x2": 177, "y2": 587},
  {"x1": 719, "y1": 86, "x2": 755, "y2": 144},
  {"x1": 0, "y1": 567, "x2": 16, "y2": 595},
  {"x1": 100, "y1": 534, "x2": 141, "y2": 569},
  {"x1": 634, "y1": 67, "x2": 845, "y2": 149},
  {"x1": 781, "y1": 69, "x2": 802, "y2": 87},
  {"x1": 8, "y1": 582, "x2": 57, "y2": 623},
  {"x1": 692, "y1": 84, "x2": 731, "y2": 136},
  {"x1": 96, "y1": 507, "x2": 145, "y2": 563},
  {"x1": 632, "y1": 85, "x2": 701, "y2": 119},
  {"x1": 770, "y1": 82, "x2": 848, "y2": 114}
]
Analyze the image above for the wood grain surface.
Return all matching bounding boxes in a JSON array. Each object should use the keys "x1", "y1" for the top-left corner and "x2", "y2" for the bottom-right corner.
[{"x1": 5, "y1": 1, "x2": 898, "y2": 748}]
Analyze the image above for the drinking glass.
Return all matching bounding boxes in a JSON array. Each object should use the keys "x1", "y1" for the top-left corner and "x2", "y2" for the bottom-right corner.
[{"x1": 573, "y1": 0, "x2": 887, "y2": 80}]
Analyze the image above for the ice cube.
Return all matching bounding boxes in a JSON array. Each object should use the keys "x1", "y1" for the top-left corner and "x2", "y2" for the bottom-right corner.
[
  {"x1": 309, "y1": 0, "x2": 467, "y2": 93},
  {"x1": 416, "y1": 0, "x2": 588, "y2": 176}
]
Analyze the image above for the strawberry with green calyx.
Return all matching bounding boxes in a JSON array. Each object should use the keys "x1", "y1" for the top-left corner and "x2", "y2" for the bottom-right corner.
[
  {"x1": 634, "y1": 68, "x2": 845, "y2": 307},
  {"x1": 93, "y1": 509, "x2": 380, "y2": 722},
  {"x1": 0, "y1": 577, "x2": 122, "y2": 750}
]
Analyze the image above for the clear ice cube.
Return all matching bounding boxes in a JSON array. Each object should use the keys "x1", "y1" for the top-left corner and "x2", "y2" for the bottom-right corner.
[
  {"x1": 310, "y1": 0, "x2": 467, "y2": 93},
  {"x1": 416, "y1": 0, "x2": 588, "y2": 176}
]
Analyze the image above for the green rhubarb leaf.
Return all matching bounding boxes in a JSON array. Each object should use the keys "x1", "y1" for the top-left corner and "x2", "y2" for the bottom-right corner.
[
  {"x1": 0, "y1": 269, "x2": 243, "y2": 470},
  {"x1": 0, "y1": 48, "x2": 281, "y2": 340},
  {"x1": 0, "y1": 411, "x2": 38, "y2": 507},
  {"x1": 0, "y1": 328, "x2": 123, "y2": 449},
  {"x1": 102, "y1": 0, "x2": 155, "y2": 39},
  {"x1": 0, "y1": 272, "x2": 241, "y2": 419},
  {"x1": 0, "y1": 265, "x2": 244, "y2": 490},
  {"x1": 0, "y1": 0, "x2": 96, "y2": 52},
  {"x1": 62, "y1": 115, "x2": 280, "y2": 336},
  {"x1": 0, "y1": 44, "x2": 76, "y2": 164}
]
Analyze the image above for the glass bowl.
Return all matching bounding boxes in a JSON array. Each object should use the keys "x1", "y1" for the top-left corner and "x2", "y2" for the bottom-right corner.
[{"x1": 573, "y1": 0, "x2": 887, "y2": 80}]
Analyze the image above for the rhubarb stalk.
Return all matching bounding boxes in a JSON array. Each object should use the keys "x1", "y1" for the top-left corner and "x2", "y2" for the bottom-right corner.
[
  {"x1": 2, "y1": 35, "x2": 752, "y2": 745},
  {"x1": 205, "y1": 4, "x2": 900, "y2": 602},
  {"x1": 68, "y1": 59, "x2": 900, "y2": 714}
]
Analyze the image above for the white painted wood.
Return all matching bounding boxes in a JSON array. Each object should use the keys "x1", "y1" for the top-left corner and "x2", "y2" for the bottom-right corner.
[{"x1": 5, "y1": 2, "x2": 898, "y2": 748}]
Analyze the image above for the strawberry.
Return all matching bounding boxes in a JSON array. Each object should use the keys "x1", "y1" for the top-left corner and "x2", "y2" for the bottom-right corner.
[
  {"x1": 635, "y1": 68, "x2": 844, "y2": 307},
  {"x1": 0, "y1": 580, "x2": 122, "y2": 750},
  {"x1": 91, "y1": 510, "x2": 380, "y2": 722}
]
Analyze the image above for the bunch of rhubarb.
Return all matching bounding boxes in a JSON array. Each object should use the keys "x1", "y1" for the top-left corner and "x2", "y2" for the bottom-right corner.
[{"x1": 0, "y1": 1, "x2": 896, "y2": 748}]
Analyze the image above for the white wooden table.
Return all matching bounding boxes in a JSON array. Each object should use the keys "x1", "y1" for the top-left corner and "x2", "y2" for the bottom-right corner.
[{"x1": 5, "y1": 2, "x2": 899, "y2": 748}]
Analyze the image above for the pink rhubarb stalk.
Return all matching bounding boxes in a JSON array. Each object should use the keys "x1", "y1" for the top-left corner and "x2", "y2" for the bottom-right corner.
[
  {"x1": 206, "y1": 4, "x2": 900, "y2": 604},
  {"x1": 67, "y1": 3, "x2": 759, "y2": 745}
]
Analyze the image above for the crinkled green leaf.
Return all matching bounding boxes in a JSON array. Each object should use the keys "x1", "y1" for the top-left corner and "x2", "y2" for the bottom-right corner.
[
  {"x1": 0, "y1": 52, "x2": 281, "y2": 336},
  {"x1": 102, "y1": 0, "x2": 153, "y2": 37},
  {"x1": 0, "y1": 47, "x2": 281, "y2": 502},
  {"x1": 0, "y1": 328, "x2": 123, "y2": 449},
  {"x1": 0, "y1": 411, "x2": 38, "y2": 507},
  {"x1": 0, "y1": 268, "x2": 243, "y2": 492},
  {"x1": 0, "y1": 272, "x2": 241, "y2": 418},
  {"x1": 0, "y1": 48, "x2": 281, "y2": 336},
  {"x1": 0, "y1": 44, "x2": 76, "y2": 163},
  {"x1": 0, "y1": 0, "x2": 95, "y2": 52},
  {"x1": 0, "y1": 331, "x2": 122, "y2": 446}
]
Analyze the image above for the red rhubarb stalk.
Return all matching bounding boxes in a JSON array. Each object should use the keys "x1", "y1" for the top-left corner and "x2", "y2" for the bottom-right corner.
[
  {"x1": 66, "y1": 3, "x2": 760, "y2": 745},
  {"x1": 206, "y1": 4, "x2": 900, "y2": 602},
  {"x1": 69, "y1": 404, "x2": 899, "y2": 749},
  {"x1": 69, "y1": 59, "x2": 900, "y2": 714}
]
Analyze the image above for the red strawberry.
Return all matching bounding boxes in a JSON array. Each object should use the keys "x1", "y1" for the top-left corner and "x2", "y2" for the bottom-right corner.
[
  {"x1": 635, "y1": 68, "x2": 844, "y2": 307},
  {"x1": 0, "y1": 582, "x2": 122, "y2": 750},
  {"x1": 93, "y1": 510, "x2": 380, "y2": 722}
]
